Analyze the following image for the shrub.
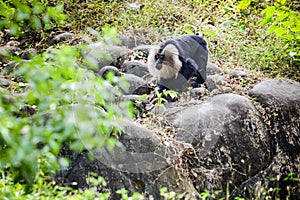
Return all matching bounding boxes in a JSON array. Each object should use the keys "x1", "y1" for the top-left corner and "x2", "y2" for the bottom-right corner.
[
  {"x1": 0, "y1": 0, "x2": 66, "y2": 36},
  {"x1": 237, "y1": 0, "x2": 299, "y2": 80},
  {"x1": 0, "y1": 33, "x2": 133, "y2": 186}
]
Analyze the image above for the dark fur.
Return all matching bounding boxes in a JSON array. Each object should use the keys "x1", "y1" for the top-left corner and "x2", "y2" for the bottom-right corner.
[{"x1": 148, "y1": 34, "x2": 208, "y2": 92}]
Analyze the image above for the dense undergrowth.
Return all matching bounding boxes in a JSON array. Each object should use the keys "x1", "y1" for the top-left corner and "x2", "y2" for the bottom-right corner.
[
  {"x1": 0, "y1": 0, "x2": 299, "y2": 199},
  {"x1": 2, "y1": 0, "x2": 298, "y2": 80}
]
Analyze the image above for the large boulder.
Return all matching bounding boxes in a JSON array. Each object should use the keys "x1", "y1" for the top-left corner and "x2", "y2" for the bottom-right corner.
[
  {"x1": 58, "y1": 119, "x2": 198, "y2": 199},
  {"x1": 249, "y1": 78, "x2": 300, "y2": 157},
  {"x1": 55, "y1": 78, "x2": 299, "y2": 199},
  {"x1": 233, "y1": 78, "x2": 300, "y2": 199},
  {"x1": 171, "y1": 94, "x2": 272, "y2": 194}
]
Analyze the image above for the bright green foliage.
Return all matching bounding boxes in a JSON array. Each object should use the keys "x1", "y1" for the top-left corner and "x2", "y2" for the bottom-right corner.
[
  {"x1": 235, "y1": 0, "x2": 299, "y2": 80},
  {"x1": 116, "y1": 189, "x2": 144, "y2": 200},
  {"x1": 0, "y1": 0, "x2": 66, "y2": 36},
  {"x1": 237, "y1": 0, "x2": 253, "y2": 10},
  {"x1": 0, "y1": 171, "x2": 107, "y2": 199},
  {"x1": 259, "y1": 1, "x2": 300, "y2": 43},
  {"x1": 0, "y1": 36, "x2": 133, "y2": 185},
  {"x1": 151, "y1": 89, "x2": 178, "y2": 115}
]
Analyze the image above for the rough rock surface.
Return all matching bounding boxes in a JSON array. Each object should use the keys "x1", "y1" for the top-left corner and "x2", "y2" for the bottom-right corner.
[
  {"x1": 206, "y1": 62, "x2": 221, "y2": 75},
  {"x1": 58, "y1": 119, "x2": 198, "y2": 199},
  {"x1": 123, "y1": 60, "x2": 149, "y2": 77},
  {"x1": 82, "y1": 42, "x2": 129, "y2": 71},
  {"x1": 0, "y1": 46, "x2": 22, "y2": 62},
  {"x1": 232, "y1": 78, "x2": 300, "y2": 199},
  {"x1": 230, "y1": 70, "x2": 249, "y2": 78},
  {"x1": 121, "y1": 74, "x2": 147, "y2": 95},
  {"x1": 171, "y1": 94, "x2": 272, "y2": 194},
  {"x1": 249, "y1": 79, "x2": 300, "y2": 157},
  {"x1": 118, "y1": 34, "x2": 147, "y2": 49},
  {"x1": 0, "y1": 77, "x2": 11, "y2": 87},
  {"x1": 57, "y1": 78, "x2": 300, "y2": 199},
  {"x1": 51, "y1": 32, "x2": 74, "y2": 44},
  {"x1": 206, "y1": 74, "x2": 228, "y2": 91}
]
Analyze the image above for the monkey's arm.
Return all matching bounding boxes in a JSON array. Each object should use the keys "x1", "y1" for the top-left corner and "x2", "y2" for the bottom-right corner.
[
  {"x1": 183, "y1": 58, "x2": 206, "y2": 88},
  {"x1": 180, "y1": 58, "x2": 198, "y2": 80}
]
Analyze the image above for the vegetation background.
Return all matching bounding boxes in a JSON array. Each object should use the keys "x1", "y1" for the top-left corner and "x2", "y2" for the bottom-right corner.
[{"x1": 0, "y1": 0, "x2": 299, "y2": 199}]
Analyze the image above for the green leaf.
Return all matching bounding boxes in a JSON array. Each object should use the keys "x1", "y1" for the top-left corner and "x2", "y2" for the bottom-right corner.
[
  {"x1": 277, "y1": 0, "x2": 286, "y2": 5},
  {"x1": 282, "y1": 21, "x2": 295, "y2": 27},
  {"x1": 138, "y1": 94, "x2": 148, "y2": 101},
  {"x1": 276, "y1": 12, "x2": 289, "y2": 22},
  {"x1": 258, "y1": 17, "x2": 273, "y2": 26},
  {"x1": 237, "y1": 0, "x2": 252, "y2": 10},
  {"x1": 262, "y1": 6, "x2": 276, "y2": 18},
  {"x1": 267, "y1": 22, "x2": 278, "y2": 33},
  {"x1": 291, "y1": 27, "x2": 300, "y2": 33},
  {"x1": 202, "y1": 29, "x2": 217, "y2": 36},
  {"x1": 275, "y1": 27, "x2": 287, "y2": 36},
  {"x1": 160, "y1": 187, "x2": 168, "y2": 194},
  {"x1": 185, "y1": 29, "x2": 194, "y2": 35},
  {"x1": 31, "y1": 16, "x2": 42, "y2": 30},
  {"x1": 33, "y1": 3, "x2": 44, "y2": 14}
]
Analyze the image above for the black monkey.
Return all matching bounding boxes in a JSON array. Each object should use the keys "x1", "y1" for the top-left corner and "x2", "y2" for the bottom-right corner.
[{"x1": 147, "y1": 34, "x2": 208, "y2": 92}]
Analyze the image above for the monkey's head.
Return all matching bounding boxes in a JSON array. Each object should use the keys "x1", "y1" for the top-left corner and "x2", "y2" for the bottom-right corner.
[{"x1": 147, "y1": 44, "x2": 182, "y2": 79}]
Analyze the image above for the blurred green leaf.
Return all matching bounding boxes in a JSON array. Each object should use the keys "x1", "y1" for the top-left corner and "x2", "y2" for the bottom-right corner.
[
  {"x1": 262, "y1": 6, "x2": 276, "y2": 18},
  {"x1": 202, "y1": 29, "x2": 217, "y2": 36}
]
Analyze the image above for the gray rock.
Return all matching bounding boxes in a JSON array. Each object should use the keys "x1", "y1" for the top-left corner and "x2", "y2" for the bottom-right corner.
[
  {"x1": 97, "y1": 66, "x2": 121, "y2": 78},
  {"x1": 0, "y1": 78, "x2": 11, "y2": 87},
  {"x1": 93, "y1": 119, "x2": 164, "y2": 172},
  {"x1": 118, "y1": 35, "x2": 147, "y2": 49},
  {"x1": 58, "y1": 118, "x2": 198, "y2": 199},
  {"x1": 123, "y1": 60, "x2": 148, "y2": 77},
  {"x1": 172, "y1": 94, "x2": 271, "y2": 194},
  {"x1": 190, "y1": 87, "x2": 208, "y2": 98},
  {"x1": 222, "y1": 86, "x2": 232, "y2": 93},
  {"x1": 3, "y1": 61, "x2": 19, "y2": 75},
  {"x1": 207, "y1": 62, "x2": 221, "y2": 75},
  {"x1": 3, "y1": 60, "x2": 30, "y2": 75},
  {"x1": 230, "y1": 70, "x2": 249, "y2": 78},
  {"x1": 51, "y1": 32, "x2": 74, "y2": 44},
  {"x1": 118, "y1": 94, "x2": 141, "y2": 102},
  {"x1": 249, "y1": 78, "x2": 300, "y2": 157},
  {"x1": 82, "y1": 42, "x2": 129, "y2": 71},
  {"x1": 21, "y1": 48, "x2": 37, "y2": 60},
  {"x1": 121, "y1": 74, "x2": 146, "y2": 95},
  {"x1": 118, "y1": 94, "x2": 149, "y2": 106},
  {"x1": 6, "y1": 41, "x2": 20, "y2": 47},
  {"x1": 0, "y1": 46, "x2": 22, "y2": 61},
  {"x1": 206, "y1": 74, "x2": 228, "y2": 91},
  {"x1": 69, "y1": 37, "x2": 91, "y2": 45},
  {"x1": 132, "y1": 45, "x2": 154, "y2": 54}
]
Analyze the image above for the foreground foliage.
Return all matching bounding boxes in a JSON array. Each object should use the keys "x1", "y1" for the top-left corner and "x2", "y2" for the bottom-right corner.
[
  {"x1": 0, "y1": 0, "x2": 299, "y2": 199},
  {"x1": 0, "y1": 0, "x2": 66, "y2": 36},
  {"x1": 0, "y1": 38, "x2": 132, "y2": 186}
]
